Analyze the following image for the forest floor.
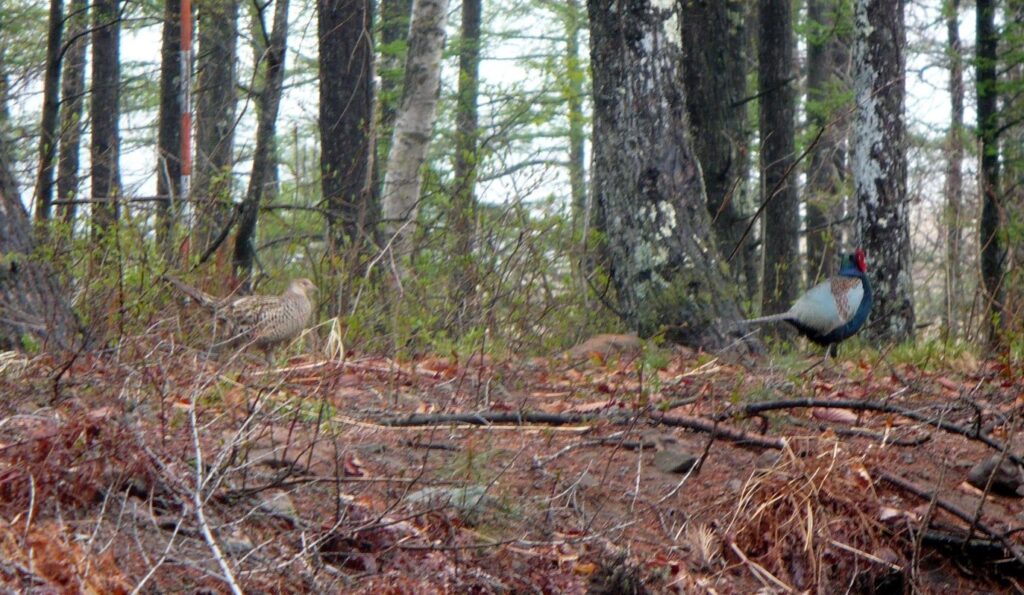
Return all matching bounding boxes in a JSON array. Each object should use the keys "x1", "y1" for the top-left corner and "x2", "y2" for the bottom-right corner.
[{"x1": 0, "y1": 332, "x2": 1022, "y2": 593}]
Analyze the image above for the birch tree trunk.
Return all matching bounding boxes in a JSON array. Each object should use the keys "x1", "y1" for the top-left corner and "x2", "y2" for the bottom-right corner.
[
  {"x1": 587, "y1": 0, "x2": 753, "y2": 350},
  {"x1": 853, "y1": 0, "x2": 914, "y2": 342},
  {"x1": 380, "y1": 0, "x2": 449, "y2": 260}
]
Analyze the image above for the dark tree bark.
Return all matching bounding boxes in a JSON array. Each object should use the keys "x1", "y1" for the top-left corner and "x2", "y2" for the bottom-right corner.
[
  {"x1": 90, "y1": 0, "x2": 122, "y2": 236},
  {"x1": 587, "y1": 0, "x2": 753, "y2": 350},
  {"x1": 0, "y1": 143, "x2": 81, "y2": 351},
  {"x1": 378, "y1": 0, "x2": 412, "y2": 164},
  {"x1": 758, "y1": 0, "x2": 800, "y2": 318},
  {"x1": 56, "y1": 0, "x2": 88, "y2": 224},
  {"x1": 233, "y1": 0, "x2": 290, "y2": 280},
  {"x1": 944, "y1": 0, "x2": 964, "y2": 340},
  {"x1": 193, "y1": 0, "x2": 238, "y2": 257},
  {"x1": 680, "y1": 0, "x2": 756, "y2": 302},
  {"x1": 319, "y1": 0, "x2": 376, "y2": 302},
  {"x1": 449, "y1": 0, "x2": 481, "y2": 333},
  {"x1": 804, "y1": 0, "x2": 850, "y2": 285},
  {"x1": 155, "y1": 0, "x2": 183, "y2": 261},
  {"x1": 853, "y1": 0, "x2": 914, "y2": 342},
  {"x1": 33, "y1": 0, "x2": 64, "y2": 222},
  {"x1": 976, "y1": 0, "x2": 1004, "y2": 345}
]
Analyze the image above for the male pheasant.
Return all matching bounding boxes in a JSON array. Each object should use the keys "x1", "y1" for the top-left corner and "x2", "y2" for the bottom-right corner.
[
  {"x1": 165, "y1": 276, "x2": 317, "y2": 363},
  {"x1": 744, "y1": 249, "x2": 872, "y2": 354}
]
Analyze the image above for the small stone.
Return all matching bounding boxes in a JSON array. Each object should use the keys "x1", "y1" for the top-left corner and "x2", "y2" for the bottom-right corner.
[
  {"x1": 755, "y1": 450, "x2": 783, "y2": 469},
  {"x1": 407, "y1": 485, "x2": 498, "y2": 525},
  {"x1": 967, "y1": 454, "x2": 1023, "y2": 496},
  {"x1": 257, "y1": 489, "x2": 297, "y2": 519},
  {"x1": 653, "y1": 449, "x2": 698, "y2": 474}
]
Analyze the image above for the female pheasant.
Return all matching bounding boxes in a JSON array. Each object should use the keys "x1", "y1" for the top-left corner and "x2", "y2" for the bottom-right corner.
[
  {"x1": 165, "y1": 276, "x2": 317, "y2": 363},
  {"x1": 745, "y1": 249, "x2": 872, "y2": 353}
]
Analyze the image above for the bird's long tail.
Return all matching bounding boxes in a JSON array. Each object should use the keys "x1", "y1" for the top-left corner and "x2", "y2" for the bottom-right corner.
[
  {"x1": 741, "y1": 313, "x2": 793, "y2": 325},
  {"x1": 163, "y1": 274, "x2": 218, "y2": 308}
]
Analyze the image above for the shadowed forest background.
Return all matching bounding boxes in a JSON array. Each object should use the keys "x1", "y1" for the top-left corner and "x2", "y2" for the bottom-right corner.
[{"x1": 1, "y1": 0, "x2": 1024, "y2": 592}]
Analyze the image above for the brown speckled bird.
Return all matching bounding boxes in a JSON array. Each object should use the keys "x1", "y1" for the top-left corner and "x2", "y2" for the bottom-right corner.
[{"x1": 165, "y1": 276, "x2": 317, "y2": 362}]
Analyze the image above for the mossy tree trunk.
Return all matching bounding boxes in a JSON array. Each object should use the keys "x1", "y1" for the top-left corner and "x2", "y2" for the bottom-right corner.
[{"x1": 587, "y1": 0, "x2": 753, "y2": 351}]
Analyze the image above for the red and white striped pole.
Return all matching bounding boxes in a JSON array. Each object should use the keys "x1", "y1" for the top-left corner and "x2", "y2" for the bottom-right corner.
[{"x1": 179, "y1": 0, "x2": 192, "y2": 198}]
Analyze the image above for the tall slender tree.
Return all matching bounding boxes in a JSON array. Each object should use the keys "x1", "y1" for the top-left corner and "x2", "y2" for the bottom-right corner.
[
  {"x1": 378, "y1": 0, "x2": 412, "y2": 165},
  {"x1": 587, "y1": 0, "x2": 752, "y2": 350},
  {"x1": 976, "y1": 0, "x2": 1004, "y2": 344},
  {"x1": 680, "y1": 0, "x2": 756, "y2": 301},
  {"x1": 944, "y1": 0, "x2": 964, "y2": 340},
  {"x1": 193, "y1": 0, "x2": 239, "y2": 259},
  {"x1": 56, "y1": 0, "x2": 88, "y2": 224},
  {"x1": 449, "y1": 0, "x2": 481, "y2": 332},
  {"x1": 758, "y1": 0, "x2": 800, "y2": 319},
  {"x1": 853, "y1": 0, "x2": 914, "y2": 342},
  {"x1": 804, "y1": 0, "x2": 851, "y2": 284},
  {"x1": 319, "y1": 0, "x2": 376, "y2": 310},
  {"x1": 90, "y1": 0, "x2": 122, "y2": 236},
  {"x1": 33, "y1": 0, "x2": 64, "y2": 222},
  {"x1": 233, "y1": 0, "x2": 290, "y2": 280},
  {"x1": 155, "y1": 0, "x2": 183, "y2": 261},
  {"x1": 380, "y1": 0, "x2": 449, "y2": 259}
]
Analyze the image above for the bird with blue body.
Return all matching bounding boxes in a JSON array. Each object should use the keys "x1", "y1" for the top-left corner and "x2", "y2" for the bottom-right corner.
[{"x1": 744, "y1": 249, "x2": 873, "y2": 356}]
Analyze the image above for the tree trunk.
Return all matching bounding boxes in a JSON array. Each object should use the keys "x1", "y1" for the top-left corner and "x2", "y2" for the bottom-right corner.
[
  {"x1": 33, "y1": 0, "x2": 64, "y2": 222},
  {"x1": 563, "y1": 0, "x2": 587, "y2": 229},
  {"x1": 380, "y1": 0, "x2": 449, "y2": 259},
  {"x1": 758, "y1": 0, "x2": 800, "y2": 319},
  {"x1": 587, "y1": 0, "x2": 753, "y2": 350},
  {"x1": 56, "y1": 0, "x2": 88, "y2": 224},
  {"x1": 0, "y1": 144, "x2": 81, "y2": 351},
  {"x1": 319, "y1": 0, "x2": 376, "y2": 301},
  {"x1": 804, "y1": 0, "x2": 850, "y2": 285},
  {"x1": 944, "y1": 0, "x2": 963, "y2": 341},
  {"x1": 233, "y1": 0, "x2": 290, "y2": 280},
  {"x1": 156, "y1": 0, "x2": 183, "y2": 262},
  {"x1": 448, "y1": 0, "x2": 481, "y2": 333},
  {"x1": 90, "y1": 0, "x2": 122, "y2": 236},
  {"x1": 976, "y1": 0, "x2": 1004, "y2": 345},
  {"x1": 193, "y1": 0, "x2": 238, "y2": 258},
  {"x1": 378, "y1": 0, "x2": 412, "y2": 166},
  {"x1": 853, "y1": 0, "x2": 914, "y2": 342},
  {"x1": 680, "y1": 0, "x2": 755, "y2": 303}
]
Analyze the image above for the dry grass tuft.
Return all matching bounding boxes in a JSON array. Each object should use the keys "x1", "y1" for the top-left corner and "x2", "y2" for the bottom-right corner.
[{"x1": 724, "y1": 442, "x2": 906, "y2": 592}]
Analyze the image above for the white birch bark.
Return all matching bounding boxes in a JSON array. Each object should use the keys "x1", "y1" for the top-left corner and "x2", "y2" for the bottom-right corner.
[{"x1": 381, "y1": 0, "x2": 449, "y2": 258}]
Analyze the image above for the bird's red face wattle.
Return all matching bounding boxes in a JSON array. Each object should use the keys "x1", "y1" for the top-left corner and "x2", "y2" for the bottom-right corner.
[{"x1": 855, "y1": 249, "x2": 867, "y2": 273}]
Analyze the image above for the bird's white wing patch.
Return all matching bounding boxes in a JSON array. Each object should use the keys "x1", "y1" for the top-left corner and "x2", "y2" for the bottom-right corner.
[{"x1": 787, "y1": 280, "x2": 843, "y2": 332}]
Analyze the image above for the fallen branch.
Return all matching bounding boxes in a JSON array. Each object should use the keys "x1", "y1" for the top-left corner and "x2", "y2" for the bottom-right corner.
[
  {"x1": 877, "y1": 471, "x2": 1024, "y2": 568},
  {"x1": 376, "y1": 409, "x2": 786, "y2": 450},
  {"x1": 727, "y1": 399, "x2": 1020, "y2": 464}
]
